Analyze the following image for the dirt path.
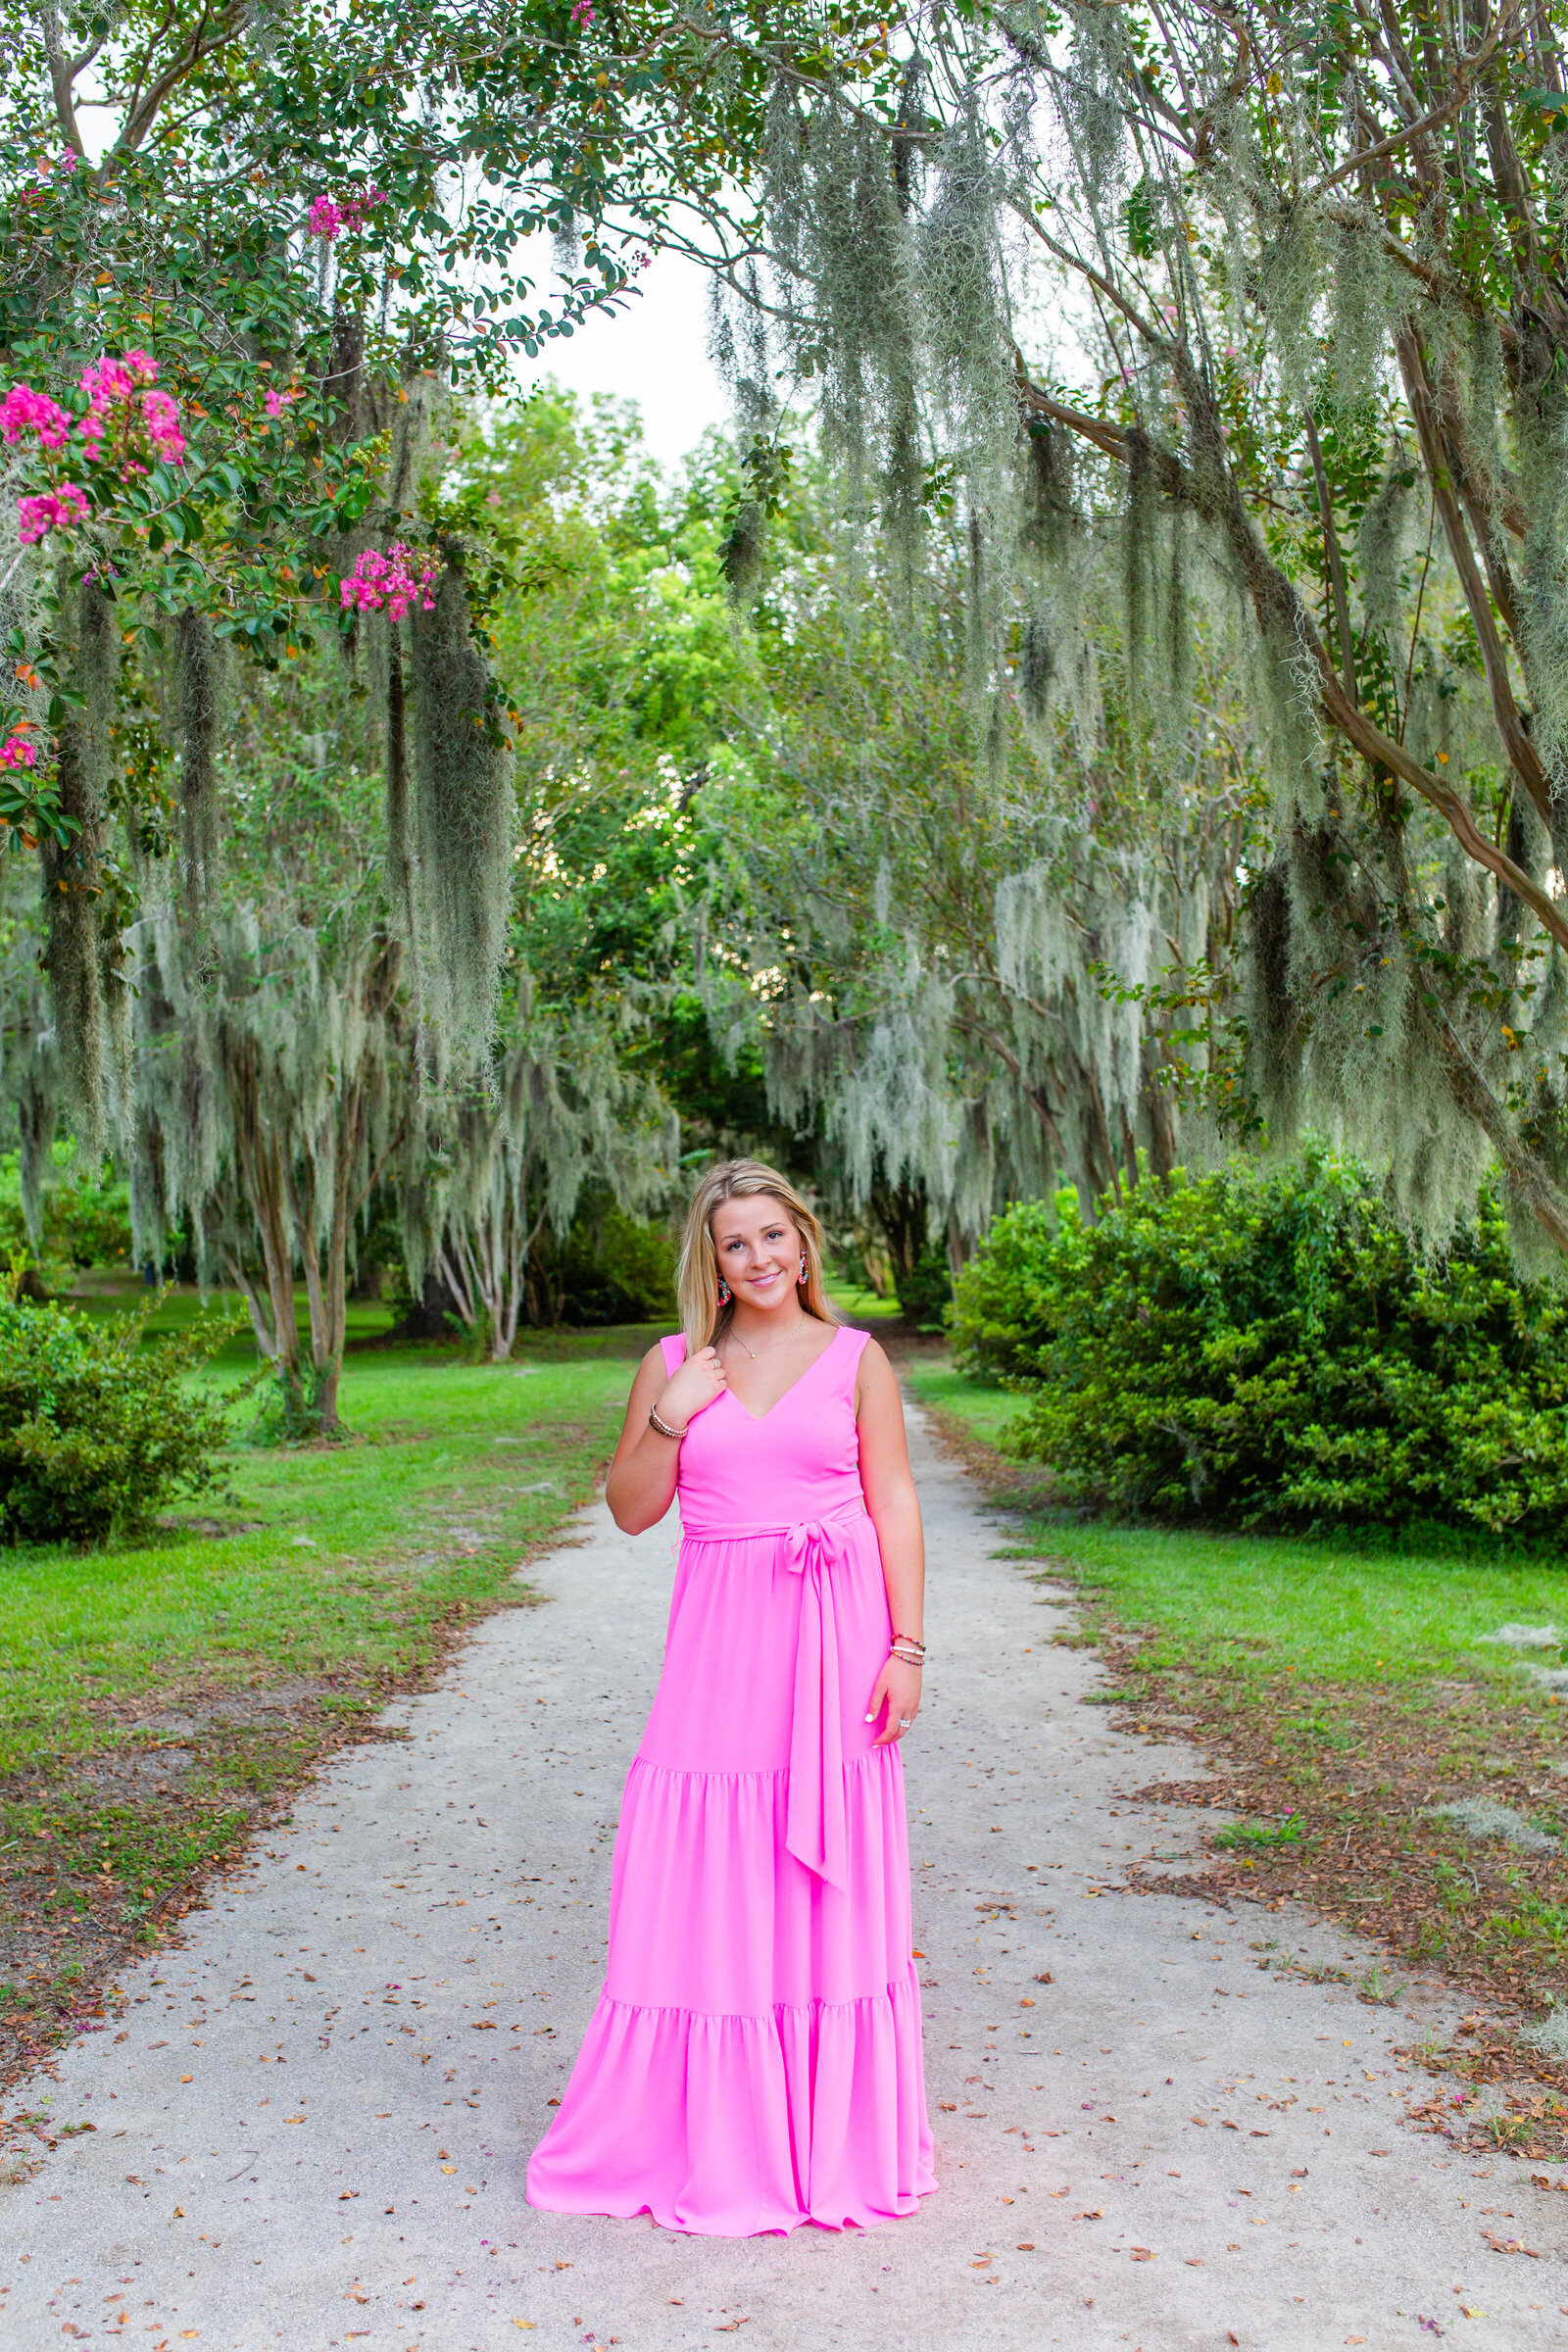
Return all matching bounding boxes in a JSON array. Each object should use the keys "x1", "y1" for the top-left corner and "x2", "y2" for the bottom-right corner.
[{"x1": 4, "y1": 1407, "x2": 1563, "y2": 2349}]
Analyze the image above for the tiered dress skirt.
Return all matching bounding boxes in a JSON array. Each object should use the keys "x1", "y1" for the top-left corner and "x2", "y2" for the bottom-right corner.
[{"x1": 525, "y1": 1481, "x2": 937, "y2": 2235}]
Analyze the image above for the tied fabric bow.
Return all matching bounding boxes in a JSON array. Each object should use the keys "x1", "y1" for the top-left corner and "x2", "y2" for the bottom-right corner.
[{"x1": 780, "y1": 1513, "x2": 859, "y2": 1890}]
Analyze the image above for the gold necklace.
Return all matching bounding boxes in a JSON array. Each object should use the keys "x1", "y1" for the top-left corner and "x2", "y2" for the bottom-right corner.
[{"x1": 726, "y1": 1316, "x2": 810, "y2": 1363}]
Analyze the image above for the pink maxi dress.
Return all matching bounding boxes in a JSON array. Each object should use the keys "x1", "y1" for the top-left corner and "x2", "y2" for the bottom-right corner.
[{"x1": 525, "y1": 1322, "x2": 937, "y2": 2235}]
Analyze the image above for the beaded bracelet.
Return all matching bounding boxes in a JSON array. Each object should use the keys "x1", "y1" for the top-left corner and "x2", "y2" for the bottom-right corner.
[{"x1": 648, "y1": 1406, "x2": 688, "y2": 1440}]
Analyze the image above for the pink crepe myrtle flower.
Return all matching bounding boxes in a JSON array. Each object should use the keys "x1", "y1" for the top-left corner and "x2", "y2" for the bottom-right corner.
[
  {"x1": 339, "y1": 542, "x2": 438, "y2": 622},
  {"x1": 0, "y1": 732, "x2": 38, "y2": 771},
  {"x1": 138, "y1": 386, "x2": 186, "y2": 464},
  {"x1": 18, "y1": 483, "x2": 91, "y2": 543},
  {"x1": 264, "y1": 383, "x2": 302, "y2": 420},
  {"x1": 79, "y1": 348, "x2": 159, "y2": 409},
  {"x1": 571, "y1": 0, "x2": 596, "y2": 24},
  {"x1": 0, "y1": 383, "x2": 73, "y2": 452},
  {"x1": 308, "y1": 186, "x2": 389, "y2": 242},
  {"x1": 76, "y1": 350, "x2": 186, "y2": 471}
]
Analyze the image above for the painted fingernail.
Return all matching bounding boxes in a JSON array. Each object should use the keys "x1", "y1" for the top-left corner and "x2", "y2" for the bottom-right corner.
[{"x1": 863, "y1": 1713, "x2": 875, "y2": 1723}]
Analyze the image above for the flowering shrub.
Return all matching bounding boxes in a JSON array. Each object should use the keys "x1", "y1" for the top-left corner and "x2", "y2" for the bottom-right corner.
[
  {"x1": 307, "y1": 186, "x2": 388, "y2": 241},
  {"x1": 1, "y1": 345, "x2": 188, "y2": 548},
  {"x1": 0, "y1": 733, "x2": 37, "y2": 771},
  {"x1": 77, "y1": 348, "x2": 186, "y2": 471},
  {"x1": 0, "y1": 383, "x2": 71, "y2": 450},
  {"x1": 339, "y1": 541, "x2": 438, "y2": 621},
  {"x1": 18, "y1": 483, "x2": 90, "y2": 542}
]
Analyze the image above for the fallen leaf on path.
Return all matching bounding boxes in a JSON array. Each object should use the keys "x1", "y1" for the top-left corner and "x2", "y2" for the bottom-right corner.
[
  {"x1": 1078, "y1": 2209, "x2": 1103, "y2": 2220},
  {"x1": 178, "y1": 2075, "x2": 192, "y2": 2084},
  {"x1": 440, "y1": 2164, "x2": 456, "y2": 2174},
  {"x1": 1015, "y1": 2242, "x2": 1035, "y2": 2251},
  {"x1": 1482, "y1": 2233, "x2": 1540, "y2": 2256},
  {"x1": 938, "y1": 2102, "x2": 956, "y2": 2112},
  {"x1": 1130, "y1": 2247, "x2": 1153, "y2": 2260},
  {"x1": 512, "y1": 2325, "x2": 535, "y2": 2331}
]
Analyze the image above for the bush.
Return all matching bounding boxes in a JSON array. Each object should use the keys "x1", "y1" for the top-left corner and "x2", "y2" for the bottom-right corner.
[
  {"x1": 950, "y1": 1150, "x2": 1568, "y2": 1539},
  {"x1": 895, "y1": 1242, "x2": 953, "y2": 1333},
  {"x1": 0, "y1": 1279, "x2": 242, "y2": 1544},
  {"x1": 0, "y1": 1149, "x2": 134, "y2": 1291},
  {"x1": 548, "y1": 1201, "x2": 677, "y2": 1327}
]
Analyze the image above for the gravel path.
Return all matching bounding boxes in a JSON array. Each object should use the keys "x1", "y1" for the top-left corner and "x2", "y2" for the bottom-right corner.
[{"x1": 4, "y1": 1404, "x2": 1564, "y2": 2349}]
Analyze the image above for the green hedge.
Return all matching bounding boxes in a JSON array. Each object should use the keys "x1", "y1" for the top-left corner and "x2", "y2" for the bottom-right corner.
[
  {"x1": 0, "y1": 1281, "x2": 241, "y2": 1544},
  {"x1": 950, "y1": 1151, "x2": 1568, "y2": 1539}
]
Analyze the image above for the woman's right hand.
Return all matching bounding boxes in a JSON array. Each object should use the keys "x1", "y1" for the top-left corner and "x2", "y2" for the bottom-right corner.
[{"x1": 656, "y1": 1346, "x2": 727, "y2": 1432}]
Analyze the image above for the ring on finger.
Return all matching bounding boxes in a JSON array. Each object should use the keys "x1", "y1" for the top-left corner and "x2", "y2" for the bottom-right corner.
[{"x1": 898, "y1": 1716, "x2": 913, "y2": 1730}]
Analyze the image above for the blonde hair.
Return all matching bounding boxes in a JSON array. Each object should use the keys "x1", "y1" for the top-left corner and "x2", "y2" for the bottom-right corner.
[{"x1": 676, "y1": 1157, "x2": 838, "y2": 1352}]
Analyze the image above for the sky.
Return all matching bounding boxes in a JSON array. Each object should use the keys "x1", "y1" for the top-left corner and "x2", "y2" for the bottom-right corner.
[{"x1": 515, "y1": 249, "x2": 734, "y2": 471}]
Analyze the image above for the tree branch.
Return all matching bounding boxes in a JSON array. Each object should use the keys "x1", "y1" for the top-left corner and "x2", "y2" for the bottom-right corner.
[
  {"x1": 1015, "y1": 364, "x2": 1568, "y2": 958},
  {"x1": 1395, "y1": 323, "x2": 1553, "y2": 828}
]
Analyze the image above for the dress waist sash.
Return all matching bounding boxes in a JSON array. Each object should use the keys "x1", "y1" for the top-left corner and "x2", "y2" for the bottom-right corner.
[{"x1": 678, "y1": 1499, "x2": 870, "y2": 1890}]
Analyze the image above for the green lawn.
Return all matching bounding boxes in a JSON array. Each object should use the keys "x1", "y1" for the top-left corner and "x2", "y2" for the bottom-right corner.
[
  {"x1": 0, "y1": 1322, "x2": 658, "y2": 2062},
  {"x1": 905, "y1": 1355, "x2": 1567, "y2": 1690},
  {"x1": 906, "y1": 1353, "x2": 1568, "y2": 2030}
]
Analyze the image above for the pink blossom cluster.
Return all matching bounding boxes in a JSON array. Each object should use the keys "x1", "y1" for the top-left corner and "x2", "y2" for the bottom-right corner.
[
  {"x1": 571, "y1": 0, "x2": 596, "y2": 24},
  {"x1": 0, "y1": 384, "x2": 72, "y2": 452},
  {"x1": 18, "y1": 484, "x2": 91, "y2": 543},
  {"x1": 30, "y1": 152, "x2": 80, "y2": 187},
  {"x1": 0, "y1": 732, "x2": 38, "y2": 772},
  {"x1": 339, "y1": 542, "x2": 438, "y2": 622},
  {"x1": 78, "y1": 349, "x2": 186, "y2": 469},
  {"x1": 264, "y1": 383, "x2": 301, "y2": 420},
  {"x1": 308, "y1": 186, "x2": 389, "y2": 242}
]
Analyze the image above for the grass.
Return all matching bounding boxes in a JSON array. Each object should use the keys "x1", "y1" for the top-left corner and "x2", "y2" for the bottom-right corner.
[
  {"x1": 905, "y1": 1351, "x2": 1568, "y2": 2082},
  {"x1": 0, "y1": 1317, "x2": 659, "y2": 2082}
]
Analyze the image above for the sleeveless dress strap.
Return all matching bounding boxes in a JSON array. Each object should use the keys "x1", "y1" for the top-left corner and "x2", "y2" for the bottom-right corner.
[
  {"x1": 659, "y1": 1332, "x2": 688, "y2": 1377},
  {"x1": 835, "y1": 1323, "x2": 871, "y2": 1396}
]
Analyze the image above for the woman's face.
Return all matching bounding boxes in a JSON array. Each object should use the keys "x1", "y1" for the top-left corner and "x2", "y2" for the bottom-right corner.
[{"x1": 710, "y1": 1194, "x2": 803, "y2": 1314}]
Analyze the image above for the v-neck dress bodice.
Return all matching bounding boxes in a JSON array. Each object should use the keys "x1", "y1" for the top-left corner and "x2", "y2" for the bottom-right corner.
[
  {"x1": 525, "y1": 1319, "x2": 936, "y2": 2237},
  {"x1": 668, "y1": 1322, "x2": 864, "y2": 1531}
]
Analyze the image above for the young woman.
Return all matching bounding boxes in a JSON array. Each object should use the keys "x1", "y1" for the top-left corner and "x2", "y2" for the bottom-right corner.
[{"x1": 525, "y1": 1157, "x2": 936, "y2": 2235}]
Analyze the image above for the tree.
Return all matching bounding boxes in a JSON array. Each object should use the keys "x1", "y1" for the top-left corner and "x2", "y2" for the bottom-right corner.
[
  {"x1": 682, "y1": 1, "x2": 1568, "y2": 1262},
  {"x1": 692, "y1": 452, "x2": 1265, "y2": 1258}
]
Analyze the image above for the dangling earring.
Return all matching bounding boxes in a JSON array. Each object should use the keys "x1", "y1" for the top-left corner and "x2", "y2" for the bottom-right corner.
[
  {"x1": 799, "y1": 1252, "x2": 808, "y2": 1285},
  {"x1": 717, "y1": 1277, "x2": 731, "y2": 1305}
]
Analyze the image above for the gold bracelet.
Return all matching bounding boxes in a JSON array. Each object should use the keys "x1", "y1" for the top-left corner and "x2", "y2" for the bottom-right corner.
[{"x1": 648, "y1": 1406, "x2": 688, "y2": 1440}]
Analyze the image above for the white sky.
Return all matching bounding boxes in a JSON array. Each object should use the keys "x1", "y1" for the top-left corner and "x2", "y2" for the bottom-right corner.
[{"x1": 515, "y1": 250, "x2": 733, "y2": 471}]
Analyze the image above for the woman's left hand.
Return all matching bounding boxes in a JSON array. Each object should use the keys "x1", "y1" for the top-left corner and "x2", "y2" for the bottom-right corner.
[{"x1": 865, "y1": 1655, "x2": 923, "y2": 1746}]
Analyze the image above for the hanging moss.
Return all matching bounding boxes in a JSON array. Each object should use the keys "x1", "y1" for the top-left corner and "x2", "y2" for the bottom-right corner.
[
  {"x1": 383, "y1": 626, "x2": 418, "y2": 964},
  {"x1": 175, "y1": 606, "x2": 222, "y2": 918},
  {"x1": 407, "y1": 553, "x2": 516, "y2": 1075},
  {"x1": 41, "y1": 578, "x2": 117, "y2": 1160}
]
